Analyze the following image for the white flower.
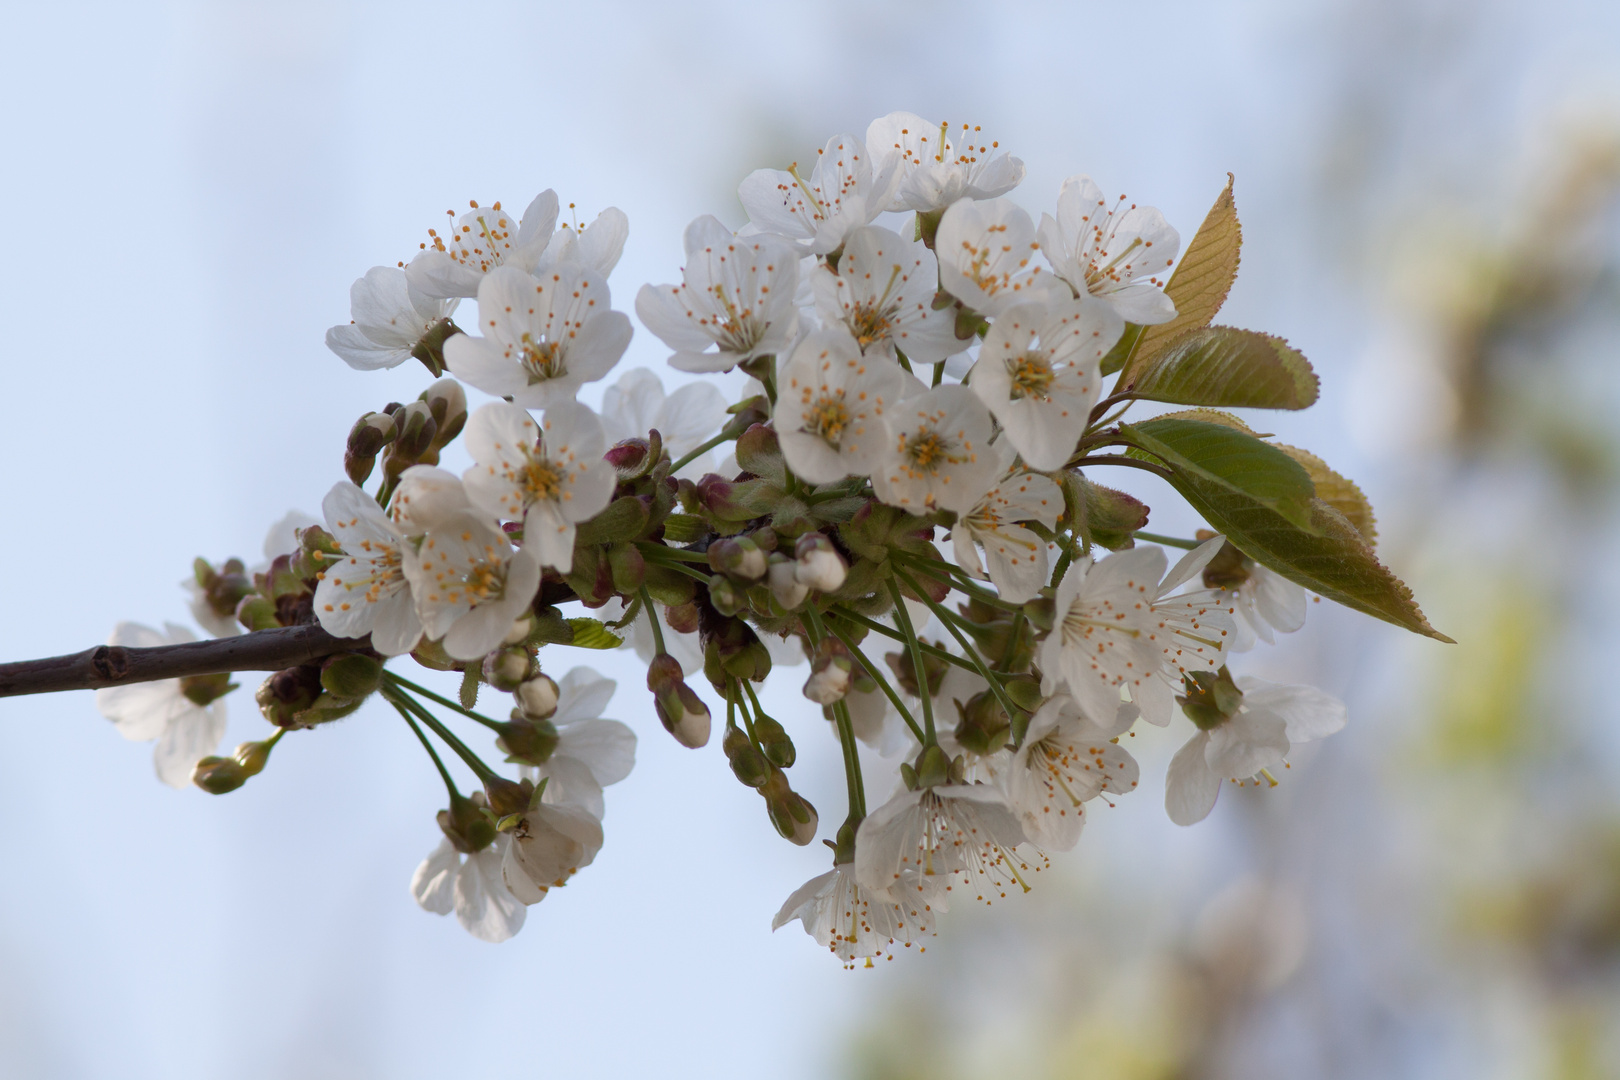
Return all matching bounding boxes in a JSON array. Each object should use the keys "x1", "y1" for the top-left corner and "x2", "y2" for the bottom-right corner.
[
  {"x1": 460, "y1": 401, "x2": 615, "y2": 573},
  {"x1": 809, "y1": 225, "x2": 963, "y2": 365},
  {"x1": 866, "y1": 112, "x2": 1025, "y2": 213},
  {"x1": 501, "y1": 800, "x2": 605, "y2": 904},
  {"x1": 257, "y1": 509, "x2": 320, "y2": 571},
  {"x1": 314, "y1": 481, "x2": 422, "y2": 656},
  {"x1": 854, "y1": 783, "x2": 1043, "y2": 906},
  {"x1": 94, "y1": 622, "x2": 228, "y2": 788},
  {"x1": 444, "y1": 264, "x2": 631, "y2": 409},
  {"x1": 967, "y1": 297, "x2": 1123, "y2": 470},
  {"x1": 1037, "y1": 175, "x2": 1180, "y2": 325},
  {"x1": 325, "y1": 266, "x2": 458, "y2": 371},
  {"x1": 635, "y1": 216, "x2": 800, "y2": 373},
  {"x1": 401, "y1": 510, "x2": 542, "y2": 661},
  {"x1": 1001, "y1": 694, "x2": 1139, "y2": 850},
  {"x1": 1038, "y1": 538, "x2": 1237, "y2": 728},
  {"x1": 412, "y1": 834, "x2": 527, "y2": 943},
  {"x1": 599, "y1": 367, "x2": 728, "y2": 479},
  {"x1": 774, "y1": 328, "x2": 920, "y2": 484},
  {"x1": 935, "y1": 196, "x2": 1063, "y2": 317},
  {"x1": 870, "y1": 385, "x2": 1000, "y2": 514},
  {"x1": 950, "y1": 449, "x2": 1063, "y2": 604},
  {"x1": 527, "y1": 667, "x2": 636, "y2": 820},
  {"x1": 1226, "y1": 565, "x2": 1308, "y2": 652},
  {"x1": 772, "y1": 862, "x2": 937, "y2": 967},
  {"x1": 739, "y1": 133, "x2": 898, "y2": 254},
  {"x1": 405, "y1": 192, "x2": 628, "y2": 300},
  {"x1": 1165, "y1": 677, "x2": 1347, "y2": 826},
  {"x1": 388, "y1": 465, "x2": 472, "y2": 535}
]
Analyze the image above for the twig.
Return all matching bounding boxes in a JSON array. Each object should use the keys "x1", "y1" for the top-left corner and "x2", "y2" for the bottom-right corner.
[{"x1": 0, "y1": 624, "x2": 366, "y2": 698}]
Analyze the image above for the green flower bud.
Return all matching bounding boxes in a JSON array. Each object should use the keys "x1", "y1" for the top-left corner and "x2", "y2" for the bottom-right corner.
[
  {"x1": 482, "y1": 647, "x2": 533, "y2": 692},
  {"x1": 723, "y1": 726, "x2": 771, "y2": 788},
  {"x1": 752, "y1": 715, "x2": 796, "y2": 769},
  {"x1": 954, "y1": 689, "x2": 1011, "y2": 757},
  {"x1": 235, "y1": 594, "x2": 279, "y2": 632},
  {"x1": 319, "y1": 653, "x2": 384, "y2": 699},
  {"x1": 191, "y1": 756, "x2": 249, "y2": 794},
  {"x1": 708, "y1": 573, "x2": 744, "y2": 616}
]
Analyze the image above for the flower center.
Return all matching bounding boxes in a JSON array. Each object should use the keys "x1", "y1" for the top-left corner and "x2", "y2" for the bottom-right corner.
[
  {"x1": 521, "y1": 455, "x2": 564, "y2": 503},
  {"x1": 424, "y1": 202, "x2": 513, "y2": 274},
  {"x1": 1008, "y1": 352, "x2": 1055, "y2": 400},
  {"x1": 804, "y1": 392, "x2": 851, "y2": 447},
  {"x1": 848, "y1": 303, "x2": 894, "y2": 348},
  {"x1": 462, "y1": 557, "x2": 508, "y2": 603},
  {"x1": 520, "y1": 334, "x2": 565, "y2": 384},
  {"x1": 904, "y1": 427, "x2": 958, "y2": 473}
]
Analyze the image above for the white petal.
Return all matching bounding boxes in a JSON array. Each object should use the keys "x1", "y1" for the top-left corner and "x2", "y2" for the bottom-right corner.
[{"x1": 1165, "y1": 732, "x2": 1221, "y2": 825}]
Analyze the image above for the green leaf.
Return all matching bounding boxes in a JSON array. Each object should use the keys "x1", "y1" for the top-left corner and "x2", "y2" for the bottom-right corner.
[
  {"x1": 575, "y1": 496, "x2": 651, "y2": 547},
  {"x1": 565, "y1": 618, "x2": 624, "y2": 649},
  {"x1": 661, "y1": 513, "x2": 708, "y2": 544},
  {"x1": 1124, "y1": 326, "x2": 1318, "y2": 410},
  {"x1": 1276, "y1": 444, "x2": 1377, "y2": 546},
  {"x1": 459, "y1": 666, "x2": 480, "y2": 710},
  {"x1": 1116, "y1": 174, "x2": 1242, "y2": 385},
  {"x1": 1166, "y1": 480, "x2": 1448, "y2": 642},
  {"x1": 1121, "y1": 418, "x2": 1316, "y2": 530}
]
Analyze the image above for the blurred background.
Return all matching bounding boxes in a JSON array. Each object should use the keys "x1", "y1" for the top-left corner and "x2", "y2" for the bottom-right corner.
[{"x1": 2, "y1": 0, "x2": 1619, "y2": 1076}]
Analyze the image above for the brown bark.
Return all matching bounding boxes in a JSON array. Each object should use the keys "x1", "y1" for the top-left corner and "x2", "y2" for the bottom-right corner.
[{"x1": 0, "y1": 625, "x2": 366, "y2": 698}]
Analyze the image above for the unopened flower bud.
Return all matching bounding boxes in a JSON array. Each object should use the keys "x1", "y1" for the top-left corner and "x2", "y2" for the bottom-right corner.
[
  {"x1": 723, "y1": 726, "x2": 771, "y2": 788},
  {"x1": 391, "y1": 465, "x2": 470, "y2": 533},
  {"x1": 693, "y1": 474, "x2": 748, "y2": 521},
  {"x1": 421, "y1": 378, "x2": 468, "y2": 448},
  {"x1": 604, "y1": 438, "x2": 649, "y2": 474},
  {"x1": 664, "y1": 601, "x2": 699, "y2": 635},
  {"x1": 954, "y1": 689, "x2": 1012, "y2": 757},
  {"x1": 707, "y1": 573, "x2": 744, "y2": 617},
  {"x1": 496, "y1": 715, "x2": 560, "y2": 766},
  {"x1": 345, "y1": 412, "x2": 397, "y2": 486},
  {"x1": 1003, "y1": 673, "x2": 1043, "y2": 714},
  {"x1": 658, "y1": 682, "x2": 712, "y2": 748},
  {"x1": 384, "y1": 401, "x2": 438, "y2": 479},
  {"x1": 708, "y1": 537, "x2": 767, "y2": 581},
  {"x1": 762, "y1": 769, "x2": 818, "y2": 845},
  {"x1": 649, "y1": 653, "x2": 711, "y2": 748},
  {"x1": 319, "y1": 652, "x2": 383, "y2": 699},
  {"x1": 752, "y1": 715, "x2": 796, "y2": 769},
  {"x1": 191, "y1": 756, "x2": 249, "y2": 794},
  {"x1": 256, "y1": 664, "x2": 324, "y2": 728},
  {"x1": 191, "y1": 734, "x2": 278, "y2": 795},
  {"x1": 514, "y1": 673, "x2": 559, "y2": 720},
  {"x1": 794, "y1": 533, "x2": 847, "y2": 592},
  {"x1": 482, "y1": 647, "x2": 533, "y2": 692},
  {"x1": 803, "y1": 638, "x2": 854, "y2": 705},
  {"x1": 767, "y1": 556, "x2": 809, "y2": 611}
]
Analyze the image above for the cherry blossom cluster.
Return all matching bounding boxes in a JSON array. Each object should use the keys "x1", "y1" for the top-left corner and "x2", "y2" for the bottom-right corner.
[{"x1": 94, "y1": 110, "x2": 1444, "y2": 963}]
